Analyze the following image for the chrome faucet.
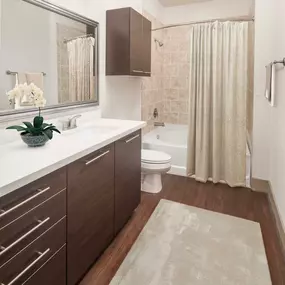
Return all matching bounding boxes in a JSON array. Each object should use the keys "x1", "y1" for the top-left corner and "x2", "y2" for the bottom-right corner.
[{"x1": 62, "y1": 114, "x2": 82, "y2": 131}]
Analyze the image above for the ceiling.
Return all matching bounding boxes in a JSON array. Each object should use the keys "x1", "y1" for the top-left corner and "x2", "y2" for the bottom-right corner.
[{"x1": 158, "y1": 0, "x2": 213, "y2": 7}]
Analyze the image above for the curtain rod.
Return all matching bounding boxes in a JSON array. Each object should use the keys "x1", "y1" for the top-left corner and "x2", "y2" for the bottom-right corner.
[
  {"x1": 64, "y1": 33, "x2": 94, "y2": 44},
  {"x1": 152, "y1": 16, "x2": 255, "y2": 31}
]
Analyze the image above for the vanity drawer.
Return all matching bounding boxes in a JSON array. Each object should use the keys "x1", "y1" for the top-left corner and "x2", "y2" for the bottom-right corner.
[
  {"x1": 0, "y1": 168, "x2": 67, "y2": 229},
  {"x1": 0, "y1": 189, "x2": 66, "y2": 267},
  {"x1": 24, "y1": 246, "x2": 66, "y2": 285},
  {"x1": 0, "y1": 218, "x2": 66, "y2": 285}
]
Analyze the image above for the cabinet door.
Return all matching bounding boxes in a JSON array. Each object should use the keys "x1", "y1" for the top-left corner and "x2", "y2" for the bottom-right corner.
[
  {"x1": 142, "y1": 17, "x2": 152, "y2": 76},
  {"x1": 67, "y1": 145, "x2": 115, "y2": 285},
  {"x1": 115, "y1": 131, "x2": 141, "y2": 234},
  {"x1": 130, "y1": 9, "x2": 144, "y2": 76}
]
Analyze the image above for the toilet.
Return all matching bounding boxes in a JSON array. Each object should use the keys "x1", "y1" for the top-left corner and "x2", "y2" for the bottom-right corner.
[{"x1": 141, "y1": 149, "x2": 171, "y2": 193}]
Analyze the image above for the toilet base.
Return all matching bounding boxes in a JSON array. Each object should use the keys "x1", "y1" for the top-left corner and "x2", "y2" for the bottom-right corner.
[{"x1": 141, "y1": 173, "x2": 162, "y2": 194}]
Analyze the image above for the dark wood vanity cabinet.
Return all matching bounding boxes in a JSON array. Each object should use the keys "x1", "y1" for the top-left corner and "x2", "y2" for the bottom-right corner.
[
  {"x1": 115, "y1": 131, "x2": 141, "y2": 234},
  {"x1": 0, "y1": 130, "x2": 142, "y2": 285},
  {"x1": 0, "y1": 168, "x2": 67, "y2": 285},
  {"x1": 106, "y1": 7, "x2": 152, "y2": 76},
  {"x1": 67, "y1": 145, "x2": 115, "y2": 285}
]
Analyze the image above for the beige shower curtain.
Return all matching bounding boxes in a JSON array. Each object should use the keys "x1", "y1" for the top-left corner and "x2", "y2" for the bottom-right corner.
[
  {"x1": 67, "y1": 37, "x2": 95, "y2": 102},
  {"x1": 187, "y1": 21, "x2": 249, "y2": 187}
]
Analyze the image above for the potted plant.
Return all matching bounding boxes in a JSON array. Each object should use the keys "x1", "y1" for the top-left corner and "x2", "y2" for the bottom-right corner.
[{"x1": 6, "y1": 83, "x2": 61, "y2": 147}]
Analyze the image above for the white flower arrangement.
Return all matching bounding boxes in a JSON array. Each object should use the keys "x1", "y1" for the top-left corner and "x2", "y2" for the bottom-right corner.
[
  {"x1": 7, "y1": 83, "x2": 47, "y2": 108},
  {"x1": 6, "y1": 83, "x2": 60, "y2": 147}
]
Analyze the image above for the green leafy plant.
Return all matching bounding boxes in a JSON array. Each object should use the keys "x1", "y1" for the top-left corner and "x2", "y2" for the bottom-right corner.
[{"x1": 7, "y1": 116, "x2": 61, "y2": 140}]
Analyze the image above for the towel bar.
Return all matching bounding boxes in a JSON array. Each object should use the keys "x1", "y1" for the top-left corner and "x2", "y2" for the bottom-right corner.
[
  {"x1": 273, "y1": 58, "x2": 285, "y2": 66},
  {"x1": 6, "y1": 70, "x2": 46, "y2": 76}
]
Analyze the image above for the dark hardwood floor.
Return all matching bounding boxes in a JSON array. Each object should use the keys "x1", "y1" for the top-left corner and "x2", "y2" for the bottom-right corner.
[{"x1": 80, "y1": 174, "x2": 285, "y2": 285}]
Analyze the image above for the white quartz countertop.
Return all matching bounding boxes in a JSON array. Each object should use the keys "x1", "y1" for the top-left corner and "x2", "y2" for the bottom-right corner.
[{"x1": 0, "y1": 118, "x2": 146, "y2": 198}]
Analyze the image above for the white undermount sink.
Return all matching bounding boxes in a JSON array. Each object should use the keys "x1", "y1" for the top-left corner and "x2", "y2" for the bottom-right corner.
[{"x1": 61, "y1": 124, "x2": 120, "y2": 137}]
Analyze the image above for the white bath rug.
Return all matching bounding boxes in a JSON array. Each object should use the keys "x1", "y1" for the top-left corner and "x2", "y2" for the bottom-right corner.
[{"x1": 110, "y1": 199, "x2": 272, "y2": 285}]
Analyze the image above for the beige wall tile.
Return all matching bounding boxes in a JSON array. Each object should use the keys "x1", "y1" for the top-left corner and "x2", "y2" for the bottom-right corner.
[
  {"x1": 165, "y1": 89, "x2": 179, "y2": 100},
  {"x1": 164, "y1": 65, "x2": 178, "y2": 77},
  {"x1": 170, "y1": 77, "x2": 188, "y2": 89},
  {"x1": 141, "y1": 13, "x2": 190, "y2": 129},
  {"x1": 179, "y1": 89, "x2": 189, "y2": 101},
  {"x1": 178, "y1": 113, "x2": 189, "y2": 124},
  {"x1": 179, "y1": 64, "x2": 190, "y2": 77},
  {"x1": 163, "y1": 101, "x2": 171, "y2": 113}
]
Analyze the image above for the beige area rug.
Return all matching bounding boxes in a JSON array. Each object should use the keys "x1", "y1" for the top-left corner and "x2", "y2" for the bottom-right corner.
[{"x1": 110, "y1": 199, "x2": 272, "y2": 285}]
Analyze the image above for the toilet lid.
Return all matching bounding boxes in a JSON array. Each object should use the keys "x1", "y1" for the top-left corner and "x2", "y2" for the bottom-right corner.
[{"x1": 142, "y1": 149, "x2": 171, "y2": 164}]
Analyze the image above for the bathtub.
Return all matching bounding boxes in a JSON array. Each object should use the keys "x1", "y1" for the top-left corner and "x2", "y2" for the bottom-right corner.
[
  {"x1": 143, "y1": 124, "x2": 251, "y2": 187},
  {"x1": 143, "y1": 124, "x2": 188, "y2": 176}
]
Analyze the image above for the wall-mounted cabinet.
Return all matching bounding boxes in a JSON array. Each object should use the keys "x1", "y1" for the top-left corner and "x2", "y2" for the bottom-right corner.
[{"x1": 106, "y1": 8, "x2": 152, "y2": 77}]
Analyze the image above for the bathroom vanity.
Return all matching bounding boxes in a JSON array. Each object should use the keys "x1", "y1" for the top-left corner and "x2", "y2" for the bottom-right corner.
[{"x1": 0, "y1": 119, "x2": 145, "y2": 285}]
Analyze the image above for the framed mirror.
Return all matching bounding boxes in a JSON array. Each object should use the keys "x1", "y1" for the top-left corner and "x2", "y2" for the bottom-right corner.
[{"x1": 0, "y1": 0, "x2": 99, "y2": 118}]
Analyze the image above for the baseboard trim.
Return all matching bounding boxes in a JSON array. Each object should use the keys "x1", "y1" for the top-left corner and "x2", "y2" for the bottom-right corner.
[{"x1": 252, "y1": 178, "x2": 285, "y2": 259}]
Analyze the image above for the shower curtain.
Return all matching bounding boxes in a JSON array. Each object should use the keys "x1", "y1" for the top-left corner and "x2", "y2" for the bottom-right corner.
[
  {"x1": 187, "y1": 21, "x2": 249, "y2": 187},
  {"x1": 67, "y1": 36, "x2": 95, "y2": 102}
]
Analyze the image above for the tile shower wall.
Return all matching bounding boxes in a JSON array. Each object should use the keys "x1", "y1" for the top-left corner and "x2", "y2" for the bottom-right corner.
[
  {"x1": 163, "y1": 26, "x2": 190, "y2": 125},
  {"x1": 141, "y1": 11, "x2": 164, "y2": 134},
  {"x1": 141, "y1": 14, "x2": 190, "y2": 133}
]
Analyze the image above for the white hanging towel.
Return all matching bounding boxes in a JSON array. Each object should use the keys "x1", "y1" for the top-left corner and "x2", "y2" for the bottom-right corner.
[
  {"x1": 265, "y1": 63, "x2": 272, "y2": 102},
  {"x1": 270, "y1": 64, "x2": 276, "y2": 107},
  {"x1": 17, "y1": 73, "x2": 44, "y2": 89}
]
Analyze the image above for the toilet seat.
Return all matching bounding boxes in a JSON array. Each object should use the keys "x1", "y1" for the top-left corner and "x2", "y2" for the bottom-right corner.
[
  {"x1": 141, "y1": 161, "x2": 171, "y2": 173},
  {"x1": 141, "y1": 150, "x2": 171, "y2": 164}
]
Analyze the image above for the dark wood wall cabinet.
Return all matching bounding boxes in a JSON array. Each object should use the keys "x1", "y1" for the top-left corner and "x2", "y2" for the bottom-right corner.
[
  {"x1": 106, "y1": 8, "x2": 152, "y2": 77},
  {"x1": 0, "y1": 130, "x2": 142, "y2": 285}
]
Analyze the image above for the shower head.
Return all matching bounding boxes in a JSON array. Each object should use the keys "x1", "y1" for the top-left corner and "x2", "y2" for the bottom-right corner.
[{"x1": 154, "y1": 38, "x2": 164, "y2": 47}]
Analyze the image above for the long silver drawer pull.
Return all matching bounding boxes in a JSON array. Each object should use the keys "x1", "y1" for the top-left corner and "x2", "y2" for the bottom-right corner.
[
  {"x1": 1, "y1": 248, "x2": 50, "y2": 285},
  {"x1": 0, "y1": 217, "x2": 50, "y2": 257},
  {"x1": 125, "y1": 134, "x2": 140, "y2": 144},
  {"x1": 85, "y1": 150, "x2": 110, "y2": 166},
  {"x1": 0, "y1": 187, "x2": 51, "y2": 219},
  {"x1": 144, "y1": 71, "x2": 151, "y2": 74},
  {"x1": 132, "y1": 70, "x2": 143, "y2": 73}
]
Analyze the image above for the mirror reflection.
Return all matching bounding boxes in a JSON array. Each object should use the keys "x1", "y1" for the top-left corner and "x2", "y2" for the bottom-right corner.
[{"x1": 0, "y1": 0, "x2": 99, "y2": 113}]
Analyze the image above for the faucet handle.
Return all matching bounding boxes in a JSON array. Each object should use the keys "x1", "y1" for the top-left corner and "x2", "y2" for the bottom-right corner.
[{"x1": 60, "y1": 119, "x2": 71, "y2": 131}]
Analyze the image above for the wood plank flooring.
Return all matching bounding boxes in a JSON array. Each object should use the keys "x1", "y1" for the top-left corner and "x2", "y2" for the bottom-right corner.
[{"x1": 80, "y1": 174, "x2": 285, "y2": 285}]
